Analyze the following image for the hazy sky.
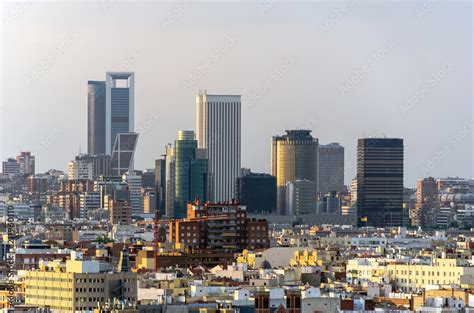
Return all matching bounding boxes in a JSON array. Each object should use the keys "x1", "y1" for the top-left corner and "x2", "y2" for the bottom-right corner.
[{"x1": 1, "y1": 1, "x2": 472, "y2": 187}]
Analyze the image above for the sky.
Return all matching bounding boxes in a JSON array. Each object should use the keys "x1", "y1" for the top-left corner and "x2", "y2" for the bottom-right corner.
[{"x1": 1, "y1": 0, "x2": 472, "y2": 187}]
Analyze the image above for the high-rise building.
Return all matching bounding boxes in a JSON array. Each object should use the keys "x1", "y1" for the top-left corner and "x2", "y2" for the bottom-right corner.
[
  {"x1": 2, "y1": 158, "x2": 20, "y2": 176},
  {"x1": 87, "y1": 80, "x2": 106, "y2": 155},
  {"x1": 105, "y1": 72, "x2": 135, "y2": 155},
  {"x1": 271, "y1": 130, "x2": 318, "y2": 215},
  {"x1": 79, "y1": 191, "x2": 100, "y2": 218},
  {"x1": 196, "y1": 93, "x2": 241, "y2": 202},
  {"x1": 235, "y1": 171, "x2": 277, "y2": 214},
  {"x1": 16, "y1": 151, "x2": 35, "y2": 175},
  {"x1": 155, "y1": 158, "x2": 166, "y2": 217},
  {"x1": 142, "y1": 189, "x2": 156, "y2": 214},
  {"x1": 318, "y1": 143, "x2": 344, "y2": 195},
  {"x1": 67, "y1": 157, "x2": 93, "y2": 181},
  {"x1": 412, "y1": 177, "x2": 437, "y2": 226},
  {"x1": 173, "y1": 130, "x2": 208, "y2": 218},
  {"x1": 141, "y1": 169, "x2": 155, "y2": 189},
  {"x1": 110, "y1": 132, "x2": 139, "y2": 176},
  {"x1": 164, "y1": 143, "x2": 175, "y2": 218},
  {"x1": 286, "y1": 179, "x2": 317, "y2": 215},
  {"x1": 356, "y1": 138, "x2": 404, "y2": 227},
  {"x1": 122, "y1": 170, "x2": 142, "y2": 216}
]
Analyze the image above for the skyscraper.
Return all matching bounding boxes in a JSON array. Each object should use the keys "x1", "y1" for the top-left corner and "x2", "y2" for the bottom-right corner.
[
  {"x1": 110, "y1": 133, "x2": 139, "y2": 176},
  {"x1": 196, "y1": 93, "x2": 241, "y2": 202},
  {"x1": 154, "y1": 158, "x2": 166, "y2": 217},
  {"x1": 356, "y1": 138, "x2": 404, "y2": 227},
  {"x1": 412, "y1": 177, "x2": 437, "y2": 226},
  {"x1": 173, "y1": 130, "x2": 208, "y2": 218},
  {"x1": 318, "y1": 143, "x2": 344, "y2": 195},
  {"x1": 106, "y1": 72, "x2": 135, "y2": 155},
  {"x1": 271, "y1": 130, "x2": 318, "y2": 215},
  {"x1": 87, "y1": 81, "x2": 106, "y2": 155}
]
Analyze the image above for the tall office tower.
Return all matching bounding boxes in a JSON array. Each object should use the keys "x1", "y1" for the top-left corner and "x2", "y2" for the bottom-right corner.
[
  {"x1": 16, "y1": 151, "x2": 35, "y2": 175},
  {"x1": 235, "y1": 171, "x2": 277, "y2": 214},
  {"x1": 356, "y1": 138, "x2": 404, "y2": 227},
  {"x1": 2, "y1": 158, "x2": 20, "y2": 176},
  {"x1": 164, "y1": 143, "x2": 175, "y2": 218},
  {"x1": 318, "y1": 143, "x2": 344, "y2": 195},
  {"x1": 412, "y1": 177, "x2": 437, "y2": 226},
  {"x1": 110, "y1": 133, "x2": 139, "y2": 176},
  {"x1": 106, "y1": 72, "x2": 135, "y2": 155},
  {"x1": 196, "y1": 93, "x2": 241, "y2": 202},
  {"x1": 123, "y1": 170, "x2": 142, "y2": 216},
  {"x1": 271, "y1": 130, "x2": 318, "y2": 215},
  {"x1": 168, "y1": 131, "x2": 208, "y2": 218},
  {"x1": 87, "y1": 81, "x2": 106, "y2": 155},
  {"x1": 286, "y1": 179, "x2": 317, "y2": 215},
  {"x1": 155, "y1": 159, "x2": 166, "y2": 217}
]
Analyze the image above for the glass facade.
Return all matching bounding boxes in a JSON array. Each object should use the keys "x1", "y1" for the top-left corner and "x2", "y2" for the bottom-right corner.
[
  {"x1": 174, "y1": 134, "x2": 208, "y2": 218},
  {"x1": 356, "y1": 138, "x2": 404, "y2": 227}
]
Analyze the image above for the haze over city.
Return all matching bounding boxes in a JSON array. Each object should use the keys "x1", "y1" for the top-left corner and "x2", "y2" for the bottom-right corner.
[{"x1": 2, "y1": 1, "x2": 472, "y2": 186}]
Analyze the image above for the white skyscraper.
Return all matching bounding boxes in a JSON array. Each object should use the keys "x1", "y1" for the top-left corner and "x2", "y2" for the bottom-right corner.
[{"x1": 196, "y1": 92, "x2": 241, "y2": 202}]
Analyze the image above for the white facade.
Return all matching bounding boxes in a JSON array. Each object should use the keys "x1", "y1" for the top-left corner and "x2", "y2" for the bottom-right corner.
[
  {"x1": 67, "y1": 159, "x2": 93, "y2": 181},
  {"x1": 196, "y1": 93, "x2": 241, "y2": 202}
]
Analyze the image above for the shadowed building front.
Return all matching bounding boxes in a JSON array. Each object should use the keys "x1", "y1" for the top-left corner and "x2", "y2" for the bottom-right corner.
[{"x1": 356, "y1": 138, "x2": 404, "y2": 227}]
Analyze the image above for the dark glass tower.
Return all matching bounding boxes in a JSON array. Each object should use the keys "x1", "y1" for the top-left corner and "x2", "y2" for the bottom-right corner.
[
  {"x1": 174, "y1": 131, "x2": 208, "y2": 218},
  {"x1": 235, "y1": 172, "x2": 277, "y2": 214},
  {"x1": 356, "y1": 138, "x2": 404, "y2": 227},
  {"x1": 87, "y1": 81, "x2": 106, "y2": 155}
]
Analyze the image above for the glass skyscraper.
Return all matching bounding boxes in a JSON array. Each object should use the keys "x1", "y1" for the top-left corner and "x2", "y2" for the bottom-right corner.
[
  {"x1": 87, "y1": 81, "x2": 106, "y2": 155},
  {"x1": 356, "y1": 138, "x2": 404, "y2": 227},
  {"x1": 106, "y1": 72, "x2": 135, "y2": 155},
  {"x1": 173, "y1": 130, "x2": 208, "y2": 218}
]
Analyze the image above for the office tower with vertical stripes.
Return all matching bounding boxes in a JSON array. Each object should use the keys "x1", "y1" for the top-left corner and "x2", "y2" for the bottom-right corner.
[
  {"x1": 106, "y1": 72, "x2": 135, "y2": 155},
  {"x1": 356, "y1": 138, "x2": 404, "y2": 227},
  {"x1": 87, "y1": 81, "x2": 106, "y2": 155},
  {"x1": 196, "y1": 93, "x2": 241, "y2": 202}
]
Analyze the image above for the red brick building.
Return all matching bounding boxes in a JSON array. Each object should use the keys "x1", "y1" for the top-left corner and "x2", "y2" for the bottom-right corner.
[
  {"x1": 109, "y1": 200, "x2": 132, "y2": 225},
  {"x1": 168, "y1": 201, "x2": 269, "y2": 252}
]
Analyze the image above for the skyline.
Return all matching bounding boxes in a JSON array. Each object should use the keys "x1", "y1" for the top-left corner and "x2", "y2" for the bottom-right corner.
[{"x1": 1, "y1": 1, "x2": 472, "y2": 186}]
